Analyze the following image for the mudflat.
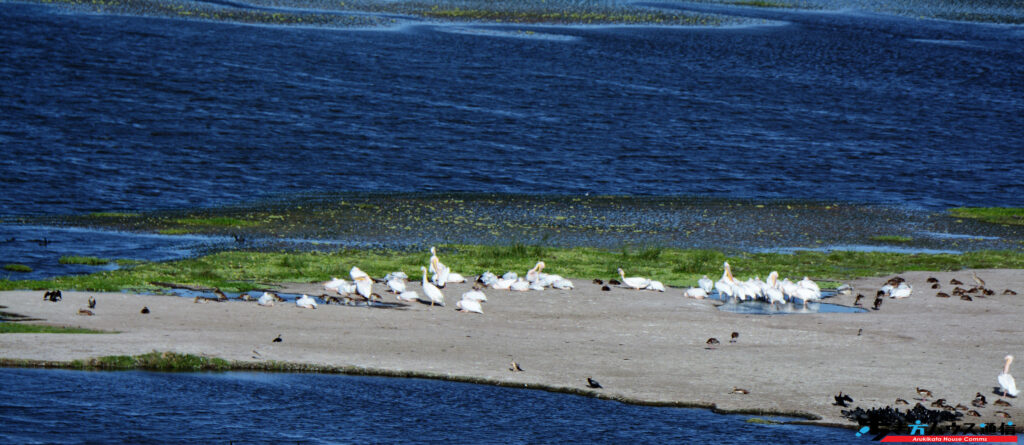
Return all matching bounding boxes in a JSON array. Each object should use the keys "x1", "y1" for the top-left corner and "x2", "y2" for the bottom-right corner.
[{"x1": 1, "y1": 268, "x2": 1021, "y2": 426}]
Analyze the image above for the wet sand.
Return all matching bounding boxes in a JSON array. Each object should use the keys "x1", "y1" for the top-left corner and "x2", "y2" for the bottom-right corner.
[{"x1": 1, "y1": 269, "x2": 1022, "y2": 426}]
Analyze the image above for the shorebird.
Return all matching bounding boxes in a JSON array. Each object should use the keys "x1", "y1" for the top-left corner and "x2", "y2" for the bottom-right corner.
[
  {"x1": 971, "y1": 271, "x2": 986, "y2": 287},
  {"x1": 994, "y1": 411, "x2": 1012, "y2": 418},
  {"x1": 730, "y1": 332, "x2": 739, "y2": 343},
  {"x1": 272, "y1": 334, "x2": 282, "y2": 343},
  {"x1": 88, "y1": 296, "x2": 96, "y2": 309},
  {"x1": 731, "y1": 387, "x2": 750, "y2": 395},
  {"x1": 936, "y1": 292, "x2": 951, "y2": 298},
  {"x1": 994, "y1": 399, "x2": 1013, "y2": 407},
  {"x1": 706, "y1": 338, "x2": 720, "y2": 349},
  {"x1": 872, "y1": 292, "x2": 884, "y2": 310},
  {"x1": 853, "y1": 294, "x2": 865, "y2": 306},
  {"x1": 587, "y1": 377, "x2": 603, "y2": 389},
  {"x1": 950, "y1": 278, "x2": 963, "y2": 285},
  {"x1": 833, "y1": 393, "x2": 854, "y2": 407},
  {"x1": 509, "y1": 361, "x2": 524, "y2": 372},
  {"x1": 1005, "y1": 289, "x2": 1018, "y2": 295},
  {"x1": 972, "y1": 393, "x2": 987, "y2": 407},
  {"x1": 895, "y1": 398, "x2": 909, "y2": 405},
  {"x1": 926, "y1": 277, "x2": 939, "y2": 284},
  {"x1": 593, "y1": 279, "x2": 604, "y2": 285},
  {"x1": 214, "y1": 288, "x2": 228, "y2": 301},
  {"x1": 915, "y1": 387, "x2": 933, "y2": 400}
]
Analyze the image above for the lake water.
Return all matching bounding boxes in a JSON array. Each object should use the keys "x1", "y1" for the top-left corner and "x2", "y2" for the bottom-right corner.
[{"x1": 0, "y1": 368, "x2": 855, "y2": 444}]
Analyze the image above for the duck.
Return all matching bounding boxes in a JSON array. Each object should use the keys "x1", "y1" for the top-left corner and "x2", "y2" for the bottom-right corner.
[
  {"x1": 895, "y1": 398, "x2": 909, "y2": 405},
  {"x1": 295, "y1": 294, "x2": 318, "y2": 309},
  {"x1": 915, "y1": 387, "x2": 933, "y2": 400},
  {"x1": 731, "y1": 387, "x2": 750, "y2": 395},
  {"x1": 705, "y1": 338, "x2": 720, "y2": 349},
  {"x1": 998, "y1": 355, "x2": 1019, "y2": 397},
  {"x1": 617, "y1": 268, "x2": 650, "y2": 290},
  {"x1": 420, "y1": 266, "x2": 445, "y2": 306},
  {"x1": 586, "y1": 377, "x2": 603, "y2": 389},
  {"x1": 994, "y1": 399, "x2": 1012, "y2": 407},
  {"x1": 698, "y1": 275, "x2": 714, "y2": 294}
]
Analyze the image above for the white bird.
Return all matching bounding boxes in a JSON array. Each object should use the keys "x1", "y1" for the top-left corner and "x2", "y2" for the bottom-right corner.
[
  {"x1": 432, "y1": 264, "x2": 450, "y2": 288},
  {"x1": 295, "y1": 294, "x2": 318, "y2": 309},
  {"x1": 797, "y1": 276, "x2": 820, "y2": 294},
  {"x1": 478, "y1": 271, "x2": 499, "y2": 287},
  {"x1": 384, "y1": 271, "x2": 408, "y2": 281},
  {"x1": 447, "y1": 272, "x2": 466, "y2": 283},
  {"x1": 428, "y1": 247, "x2": 440, "y2": 275},
  {"x1": 618, "y1": 268, "x2": 651, "y2": 290},
  {"x1": 715, "y1": 279, "x2": 735, "y2": 300},
  {"x1": 456, "y1": 298, "x2": 483, "y2": 314},
  {"x1": 354, "y1": 276, "x2": 373, "y2": 299},
  {"x1": 765, "y1": 287, "x2": 786, "y2": 308},
  {"x1": 647, "y1": 280, "x2": 666, "y2": 292},
  {"x1": 529, "y1": 281, "x2": 546, "y2": 291},
  {"x1": 890, "y1": 282, "x2": 913, "y2": 299},
  {"x1": 684, "y1": 287, "x2": 708, "y2": 299},
  {"x1": 793, "y1": 286, "x2": 821, "y2": 308},
  {"x1": 386, "y1": 277, "x2": 407, "y2": 294},
  {"x1": 323, "y1": 277, "x2": 347, "y2": 292},
  {"x1": 491, "y1": 277, "x2": 516, "y2": 290},
  {"x1": 502, "y1": 271, "x2": 518, "y2": 281},
  {"x1": 420, "y1": 266, "x2": 444, "y2": 306},
  {"x1": 698, "y1": 275, "x2": 714, "y2": 294},
  {"x1": 257, "y1": 292, "x2": 276, "y2": 307},
  {"x1": 397, "y1": 291, "x2": 419, "y2": 302},
  {"x1": 999, "y1": 355, "x2": 1020, "y2": 397},
  {"x1": 510, "y1": 279, "x2": 530, "y2": 292},
  {"x1": 551, "y1": 278, "x2": 574, "y2": 290},
  {"x1": 526, "y1": 261, "x2": 545, "y2": 283},
  {"x1": 350, "y1": 266, "x2": 370, "y2": 281},
  {"x1": 461, "y1": 289, "x2": 488, "y2": 303}
]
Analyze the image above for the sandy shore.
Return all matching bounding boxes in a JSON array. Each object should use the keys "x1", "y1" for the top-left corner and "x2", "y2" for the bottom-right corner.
[{"x1": 2, "y1": 269, "x2": 1022, "y2": 426}]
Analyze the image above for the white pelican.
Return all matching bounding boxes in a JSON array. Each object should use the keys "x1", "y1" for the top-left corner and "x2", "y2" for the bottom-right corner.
[
  {"x1": 617, "y1": 268, "x2": 651, "y2": 290},
  {"x1": 797, "y1": 276, "x2": 820, "y2": 294},
  {"x1": 551, "y1": 278, "x2": 574, "y2": 290},
  {"x1": 384, "y1": 271, "x2": 408, "y2": 282},
  {"x1": 715, "y1": 279, "x2": 735, "y2": 300},
  {"x1": 999, "y1": 355, "x2": 1020, "y2": 397},
  {"x1": 890, "y1": 282, "x2": 913, "y2": 299},
  {"x1": 428, "y1": 247, "x2": 440, "y2": 274},
  {"x1": 502, "y1": 271, "x2": 518, "y2": 281},
  {"x1": 456, "y1": 298, "x2": 483, "y2": 314},
  {"x1": 397, "y1": 291, "x2": 419, "y2": 302},
  {"x1": 447, "y1": 272, "x2": 466, "y2": 283},
  {"x1": 526, "y1": 261, "x2": 545, "y2": 283},
  {"x1": 323, "y1": 277, "x2": 347, "y2": 292},
  {"x1": 257, "y1": 292, "x2": 276, "y2": 307},
  {"x1": 529, "y1": 281, "x2": 546, "y2": 291},
  {"x1": 698, "y1": 275, "x2": 714, "y2": 294},
  {"x1": 684, "y1": 287, "x2": 708, "y2": 299},
  {"x1": 510, "y1": 279, "x2": 530, "y2": 292},
  {"x1": 780, "y1": 278, "x2": 798, "y2": 301},
  {"x1": 295, "y1": 294, "x2": 318, "y2": 309},
  {"x1": 478, "y1": 271, "x2": 498, "y2": 287},
  {"x1": 461, "y1": 289, "x2": 488, "y2": 302},
  {"x1": 765, "y1": 287, "x2": 785, "y2": 308},
  {"x1": 537, "y1": 273, "x2": 563, "y2": 288},
  {"x1": 386, "y1": 277, "x2": 407, "y2": 294},
  {"x1": 647, "y1": 280, "x2": 666, "y2": 292},
  {"x1": 350, "y1": 266, "x2": 370, "y2": 281},
  {"x1": 492, "y1": 277, "x2": 516, "y2": 290},
  {"x1": 420, "y1": 266, "x2": 445, "y2": 306},
  {"x1": 793, "y1": 286, "x2": 821, "y2": 308},
  {"x1": 354, "y1": 276, "x2": 373, "y2": 299}
]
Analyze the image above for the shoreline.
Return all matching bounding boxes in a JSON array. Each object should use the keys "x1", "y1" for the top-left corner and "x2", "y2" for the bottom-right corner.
[{"x1": 1, "y1": 268, "x2": 1022, "y2": 428}]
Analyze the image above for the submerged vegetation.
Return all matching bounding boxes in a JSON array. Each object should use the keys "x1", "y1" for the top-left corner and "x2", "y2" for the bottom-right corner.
[
  {"x1": 59, "y1": 256, "x2": 111, "y2": 266},
  {"x1": 869, "y1": 235, "x2": 912, "y2": 243},
  {"x1": 949, "y1": 207, "x2": 1024, "y2": 226},
  {"x1": 3, "y1": 264, "x2": 32, "y2": 273}
]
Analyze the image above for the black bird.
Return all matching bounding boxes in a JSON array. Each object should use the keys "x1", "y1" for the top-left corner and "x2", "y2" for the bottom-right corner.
[
  {"x1": 730, "y1": 332, "x2": 739, "y2": 343},
  {"x1": 926, "y1": 277, "x2": 939, "y2": 283},
  {"x1": 88, "y1": 296, "x2": 96, "y2": 309},
  {"x1": 872, "y1": 295, "x2": 883, "y2": 310},
  {"x1": 960, "y1": 295, "x2": 973, "y2": 301},
  {"x1": 593, "y1": 279, "x2": 604, "y2": 285},
  {"x1": 853, "y1": 294, "x2": 865, "y2": 306},
  {"x1": 601, "y1": 285, "x2": 611, "y2": 291},
  {"x1": 972, "y1": 393, "x2": 987, "y2": 407},
  {"x1": 140, "y1": 306, "x2": 150, "y2": 314},
  {"x1": 706, "y1": 338, "x2": 720, "y2": 349},
  {"x1": 833, "y1": 392, "x2": 854, "y2": 407},
  {"x1": 857, "y1": 328, "x2": 863, "y2": 336},
  {"x1": 936, "y1": 292, "x2": 951, "y2": 298},
  {"x1": 509, "y1": 361, "x2": 524, "y2": 372},
  {"x1": 950, "y1": 278, "x2": 963, "y2": 285},
  {"x1": 931, "y1": 283, "x2": 940, "y2": 289},
  {"x1": 586, "y1": 377, "x2": 602, "y2": 389},
  {"x1": 273, "y1": 334, "x2": 283, "y2": 343},
  {"x1": 608, "y1": 279, "x2": 621, "y2": 286}
]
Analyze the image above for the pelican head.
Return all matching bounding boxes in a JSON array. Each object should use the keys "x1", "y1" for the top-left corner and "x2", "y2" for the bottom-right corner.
[
  {"x1": 431, "y1": 246, "x2": 436, "y2": 255},
  {"x1": 1006, "y1": 355, "x2": 1015, "y2": 373},
  {"x1": 536, "y1": 261, "x2": 546, "y2": 271}
]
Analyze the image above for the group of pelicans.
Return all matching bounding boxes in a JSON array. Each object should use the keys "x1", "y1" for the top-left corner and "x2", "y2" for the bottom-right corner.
[
  {"x1": 253, "y1": 247, "x2": 576, "y2": 314},
  {"x1": 648, "y1": 261, "x2": 829, "y2": 308}
]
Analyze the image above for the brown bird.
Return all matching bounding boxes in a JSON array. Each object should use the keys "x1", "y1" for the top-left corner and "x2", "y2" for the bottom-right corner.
[
  {"x1": 77, "y1": 309, "x2": 94, "y2": 316},
  {"x1": 916, "y1": 387, "x2": 933, "y2": 400},
  {"x1": 886, "y1": 277, "x2": 905, "y2": 286},
  {"x1": 706, "y1": 338, "x2": 720, "y2": 349},
  {"x1": 954, "y1": 404, "x2": 968, "y2": 411},
  {"x1": 950, "y1": 278, "x2": 963, "y2": 285},
  {"x1": 509, "y1": 360, "x2": 524, "y2": 372},
  {"x1": 931, "y1": 283, "x2": 940, "y2": 289},
  {"x1": 88, "y1": 296, "x2": 96, "y2": 309},
  {"x1": 936, "y1": 292, "x2": 951, "y2": 298},
  {"x1": 608, "y1": 279, "x2": 621, "y2": 286},
  {"x1": 982, "y1": 288, "x2": 994, "y2": 296},
  {"x1": 930, "y1": 398, "x2": 947, "y2": 408},
  {"x1": 873, "y1": 294, "x2": 884, "y2": 310},
  {"x1": 967, "y1": 409, "x2": 981, "y2": 417},
  {"x1": 972, "y1": 393, "x2": 987, "y2": 407},
  {"x1": 971, "y1": 271, "x2": 985, "y2": 287},
  {"x1": 237, "y1": 293, "x2": 252, "y2": 301},
  {"x1": 961, "y1": 295, "x2": 973, "y2": 301},
  {"x1": 140, "y1": 306, "x2": 150, "y2": 314},
  {"x1": 895, "y1": 398, "x2": 909, "y2": 405},
  {"x1": 730, "y1": 332, "x2": 739, "y2": 343},
  {"x1": 214, "y1": 288, "x2": 228, "y2": 301},
  {"x1": 926, "y1": 277, "x2": 939, "y2": 283},
  {"x1": 854, "y1": 294, "x2": 865, "y2": 306},
  {"x1": 593, "y1": 279, "x2": 604, "y2": 285},
  {"x1": 993, "y1": 399, "x2": 1012, "y2": 407},
  {"x1": 1004, "y1": 289, "x2": 1018, "y2": 295},
  {"x1": 952, "y1": 286, "x2": 967, "y2": 296},
  {"x1": 857, "y1": 328, "x2": 863, "y2": 336},
  {"x1": 732, "y1": 387, "x2": 750, "y2": 395},
  {"x1": 995, "y1": 411, "x2": 1012, "y2": 418}
]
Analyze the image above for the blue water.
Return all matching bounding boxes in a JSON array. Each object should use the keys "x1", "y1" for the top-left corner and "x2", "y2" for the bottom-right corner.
[
  {"x1": 0, "y1": 2, "x2": 1022, "y2": 217},
  {"x1": 0, "y1": 368, "x2": 855, "y2": 444}
]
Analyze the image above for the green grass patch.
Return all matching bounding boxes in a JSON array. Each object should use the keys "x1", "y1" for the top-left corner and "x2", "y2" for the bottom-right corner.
[
  {"x1": 746, "y1": 417, "x2": 782, "y2": 424},
  {"x1": 1, "y1": 246, "x2": 1023, "y2": 292},
  {"x1": 0, "y1": 323, "x2": 109, "y2": 334},
  {"x1": 949, "y1": 207, "x2": 1024, "y2": 226},
  {"x1": 59, "y1": 256, "x2": 111, "y2": 266},
  {"x1": 870, "y1": 235, "x2": 913, "y2": 243},
  {"x1": 3, "y1": 264, "x2": 32, "y2": 273},
  {"x1": 69, "y1": 351, "x2": 231, "y2": 371}
]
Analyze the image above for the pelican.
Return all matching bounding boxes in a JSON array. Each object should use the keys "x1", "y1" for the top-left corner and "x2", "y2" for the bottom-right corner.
[
  {"x1": 617, "y1": 268, "x2": 650, "y2": 290},
  {"x1": 461, "y1": 289, "x2": 487, "y2": 302},
  {"x1": 295, "y1": 294, "x2": 318, "y2": 309},
  {"x1": 257, "y1": 292, "x2": 276, "y2": 306},
  {"x1": 491, "y1": 276, "x2": 516, "y2": 290},
  {"x1": 428, "y1": 247, "x2": 440, "y2": 274},
  {"x1": 386, "y1": 277, "x2": 407, "y2": 294},
  {"x1": 456, "y1": 298, "x2": 483, "y2": 314},
  {"x1": 714, "y1": 279, "x2": 734, "y2": 300},
  {"x1": 350, "y1": 266, "x2": 370, "y2": 281},
  {"x1": 765, "y1": 287, "x2": 785, "y2": 308},
  {"x1": 420, "y1": 266, "x2": 445, "y2": 306},
  {"x1": 684, "y1": 287, "x2": 708, "y2": 299},
  {"x1": 323, "y1": 277, "x2": 347, "y2": 292},
  {"x1": 797, "y1": 276, "x2": 820, "y2": 294},
  {"x1": 529, "y1": 281, "x2": 546, "y2": 291},
  {"x1": 396, "y1": 291, "x2": 420, "y2": 302},
  {"x1": 890, "y1": 282, "x2": 913, "y2": 299},
  {"x1": 354, "y1": 276, "x2": 374, "y2": 299},
  {"x1": 447, "y1": 272, "x2": 466, "y2": 283},
  {"x1": 478, "y1": 271, "x2": 499, "y2": 287},
  {"x1": 698, "y1": 275, "x2": 714, "y2": 294},
  {"x1": 526, "y1": 261, "x2": 545, "y2": 283},
  {"x1": 999, "y1": 355, "x2": 1020, "y2": 397},
  {"x1": 501, "y1": 271, "x2": 518, "y2": 281},
  {"x1": 647, "y1": 280, "x2": 666, "y2": 292},
  {"x1": 794, "y1": 286, "x2": 821, "y2": 308},
  {"x1": 510, "y1": 279, "x2": 530, "y2": 292},
  {"x1": 551, "y1": 278, "x2": 575, "y2": 290},
  {"x1": 384, "y1": 271, "x2": 408, "y2": 281}
]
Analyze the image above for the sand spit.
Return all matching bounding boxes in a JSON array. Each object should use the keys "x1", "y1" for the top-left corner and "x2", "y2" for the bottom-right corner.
[{"x1": 1, "y1": 269, "x2": 1022, "y2": 427}]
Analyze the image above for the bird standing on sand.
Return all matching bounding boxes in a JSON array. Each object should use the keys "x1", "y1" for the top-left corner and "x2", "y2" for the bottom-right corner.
[
  {"x1": 998, "y1": 355, "x2": 1019, "y2": 397},
  {"x1": 916, "y1": 387, "x2": 933, "y2": 400},
  {"x1": 706, "y1": 338, "x2": 720, "y2": 349},
  {"x1": 730, "y1": 332, "x2": 739, "y2": 343},
  {"x1": 88, "y1": 296, "x2": 96, "y2": 309},
  {"x1": 140, "y1": 306, "x2": 150, "y2": 314},
  {"x1": 872, "y1": 292, "x2": 884, "y2": 310},
  {"x1": 972, "y1": 393, "x2": 987, "y2": 407},
  {"x1": 587, "y1": 377, "x2": 603, "y2": 389},
  {"x1": 732, "y1": 387, "x2": 750, "y2": 395},
  {"x1": 420, "y1": 266, "x2": 445, "y2": 307},
  {"x1": 853, "y1": 294, "x2": 864, "y2": 306},
  {"x1": 698, "y1": 275, "x2": 714, "y2": 294},
  {"x1": 972, "y1": 271, "x2": 986, "y2": 287},
  {"x1": 895, "y1": 398, "x2": 909, "y2": 405},
  {"x1": 272, "y1": 334, "x2": 282, "y2": 343},
  {"x1": 617, "y1": 268, "x2": 651, "y2": 290},
  {"x1": 509, "y1": 361, "x2": 524, "y2": 372}
]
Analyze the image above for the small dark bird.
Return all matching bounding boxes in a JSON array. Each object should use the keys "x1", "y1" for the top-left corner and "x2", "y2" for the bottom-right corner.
[
  {"x1": 140, "y1": 306, "x2": 150, "y2": 314},
  {"x1": 601, "y1": 285, "x2": 611, "y2": 291},
  {"x1": 78, "y1": 309, "x2": 94, "y2": 316},
  {"x1": 950, "y1": 278, "x2": 963, "y2": 285},
  {"x1": 608, "y1": 279, "x2": 621, "y2": 286},
  {"x1": 936, "y1": 292, "x2": 951, "y2": 298},
  {"x1": 995, "y1": 411, "x2": 1012, "y2": 418},
  {"x1": 233, "y1": 233, "x2": 246, "y2": 243},
  {"x1": 88, "y1": 296, "x2": 96, "y2": 309},
  {"x1": 593, "y1": 279, "x2": 604, "y2": 285},
  {"x1": 916, "y1": 387, "x2": 933, "y2": 400},
  {"x1": 586, "y1": 377, "x2": 602, "y2": 389},
  {"x1": 961, "y1": 295, "x2": 973, "y2": 301},
  {"x1": 972, "y1": 393, "x2": 987, "y2": 407},
  {"x1": 872, "y1": 295, "x2": 884, "y2": 310},
  {"x1": 993, "y1": 399, "x2": 1012, "y2": 407},
  {"x1": 930, "y1": 398, "x2": 947, "y2": 408},
  {"x1": 954, "y1": 404, "x2": 968, "y2": 411},
  {"x1": 1004, "y1": 289, "x2": 1018, "y2": 295},
  {"x1": 857, "y1": 328, "x2": 863, "y2": 336},
  {"x1": 273, "y1": 334, "x2": 282, "y2": 343},
  {"x1": 214, "y1": 289, "x2": 228, "y2": 301},
  {"x1": 967, "y1": 409, "x2": 981, "y2": 417},
  {"x1": 952, "y1": 286, "x2": 967, "y2": 295},
  {"x1": 982, "y1": 288, "x2": 994, "y2": 296},
  {"x1": 833, "y1": 392, "x2": 854, "y2": 407},
  {"x1": 238, "y1": 293, "x2": 252, "y2": 301},
  {"x1": 509, "y1": 361, "x2": 524, "y2": 372},
  {"x1": 886, "y1": 277, "x2": 905, "y2": 286},
  {"x1": 706, "y1": 338, "x2": 720, "y2": 349},
  {"x1": 732, "y1": 387, "x2": 750, "y2": 395},
  {"x1": 730, "y1": 332, "x2": 739, "y2": 343},
  {"x1": 895, "y1": 398, "x2": 909, "y2": 405},
  {"x1": 854, "y1": 294, "x2": 865, "y2": 306},
  {"x1": 926, "y1": 277, "x2": 939, "y2": 283},
  {"x1": 931, "y1": 283, "x2": 940, "y2": 289}
]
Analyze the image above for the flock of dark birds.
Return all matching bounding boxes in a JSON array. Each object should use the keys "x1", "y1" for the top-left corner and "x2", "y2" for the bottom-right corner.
[
  {"x1": 851, "y1": 272, "x2": 1016, "y2": 310},
  {"x1": 838, "y1": 387, "x2": 1014, "y2": 428}
]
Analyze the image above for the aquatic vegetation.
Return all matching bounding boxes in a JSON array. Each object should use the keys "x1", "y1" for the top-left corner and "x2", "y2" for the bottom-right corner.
[
  {"x1": 745, "y1": 417, "x2": 782, "y2": 424},
  {"x1": 59, "y1": 256, "x2": 112, "y2": 266},
  {"x1": 869, "y1": 235, "x2": 912, "y2": 243},
  {"x1": 949, "y1": 207, "x2": 1024, "y2": 226},
  {"x1": 0, "y1": 323, "x2": 110, "y2": 334},
  {"x1": 68, "y1": 351, "x2": 231, "y2": 371},
  {"x1": 3, "y1": 264, "x2": 32, "y2": 273}
]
